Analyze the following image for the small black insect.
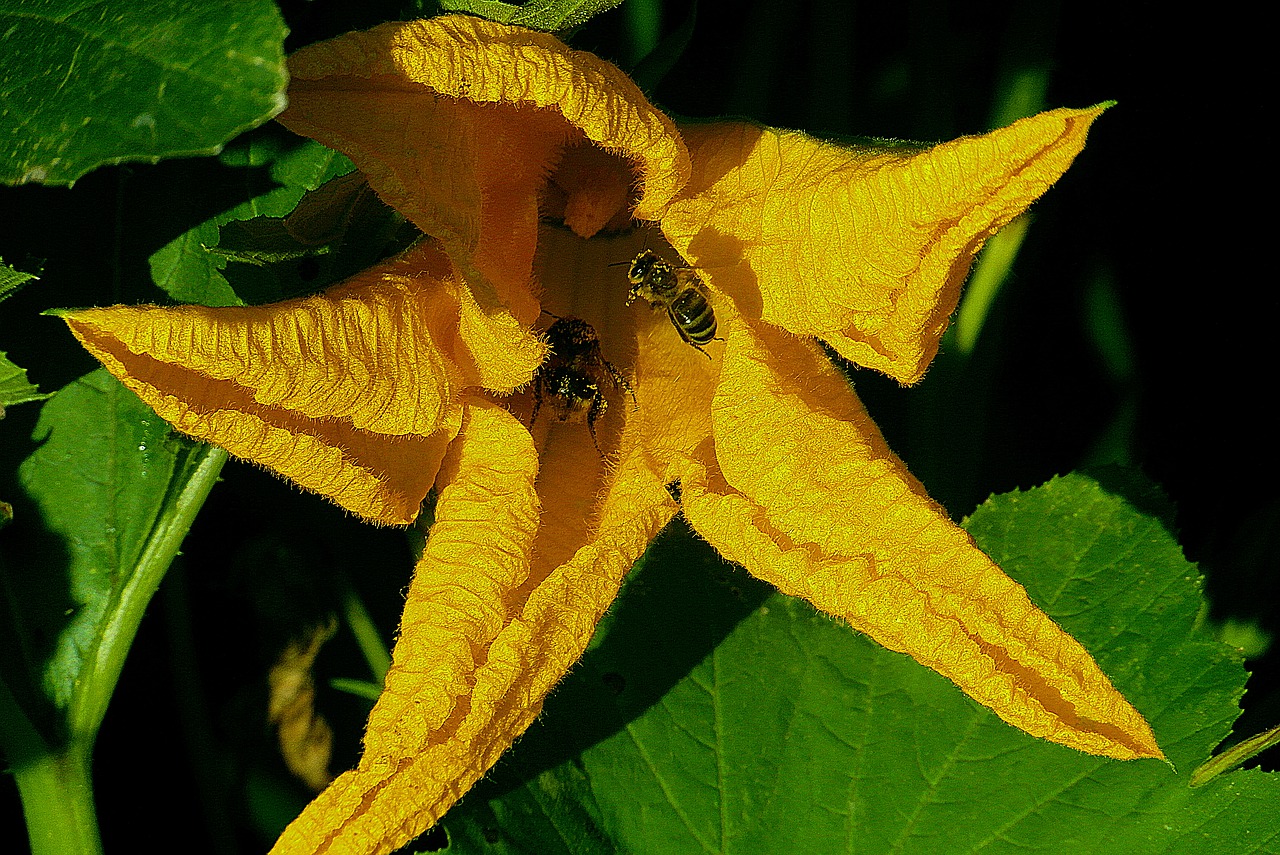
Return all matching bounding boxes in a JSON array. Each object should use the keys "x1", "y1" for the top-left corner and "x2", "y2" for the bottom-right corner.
[
  {"x1": 531, "y1": 317, "x2": 635, "y2": 452},
  {"x1": 623, "y1": 249, "x2": 720, "y2": 357}
]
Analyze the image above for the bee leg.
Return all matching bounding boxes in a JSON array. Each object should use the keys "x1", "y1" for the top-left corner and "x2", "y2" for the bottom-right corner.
[
  {"x1": 586, "y1": 392, "x2": 608, "y2": 456},
  {"x1": 681, "y1": 330, "x2": 714, "y2": 361},
  {"x1": 692, "y1": 335, "x2": 722, "y2": 359},
  {"x1": 684, "y1": 337, "x2": 713, "y2": 359},
  {"x1": 603, "y1": 360, "x2": 638, "y2": 409}
]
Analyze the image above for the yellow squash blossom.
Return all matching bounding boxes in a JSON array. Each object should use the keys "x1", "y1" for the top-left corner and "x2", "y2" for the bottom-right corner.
[{"x1": 60, "y1": 14, "x2": 1161, "y2": 854}]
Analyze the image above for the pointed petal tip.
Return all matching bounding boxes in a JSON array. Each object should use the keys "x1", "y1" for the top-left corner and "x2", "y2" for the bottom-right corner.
[{"x1": 1065, "y1": 711, "x2": 1164, "y2": 762}]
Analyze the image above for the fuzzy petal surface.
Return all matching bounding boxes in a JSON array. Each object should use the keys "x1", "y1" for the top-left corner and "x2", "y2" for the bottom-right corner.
[
  {"x1": 678, "y1": 304, "x2": 1162, "y2": 760},
  {"x1": 660, "y1": 106, "x2": 1108, "y2": 383},
  {"x1": 280, "y1": 15, "x2": 690, "y2": 392},
  {"x1": 61, "y1": 242, "x2": 467, "y2": 524},
  {"x1": 272, "y1": 400, "x2": 677, "y2": 853}
]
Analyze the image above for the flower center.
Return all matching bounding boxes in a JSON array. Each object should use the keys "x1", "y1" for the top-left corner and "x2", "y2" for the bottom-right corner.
[{"x1": 543, "y1": 141, "x2": 638, "y2": 240}]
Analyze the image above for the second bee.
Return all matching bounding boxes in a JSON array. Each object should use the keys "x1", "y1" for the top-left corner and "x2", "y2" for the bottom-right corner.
[{"x1": 624, "y1": 250, "x2": 720, "y2": 357}]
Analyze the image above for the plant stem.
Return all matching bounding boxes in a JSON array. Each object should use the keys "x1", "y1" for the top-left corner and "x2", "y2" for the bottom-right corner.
[
  {"x1": 342, "y1": 579, "x2": 392, "y2": 685},
  {"x1": 1191, "y1": 723, "x2": 1280, "y2": 787},
  {"x1": 3, "y1": 442, "x2": 229, "y2": 854},
  {"x1": 70, "y1": 444, "x2": 228, "y2": 740},
  {"x1": 12, "y1": 742, "x2": 103, "y2": 855}
]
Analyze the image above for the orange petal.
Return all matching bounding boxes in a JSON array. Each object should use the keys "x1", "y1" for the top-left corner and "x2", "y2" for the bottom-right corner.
[
  {"x1": 60, "y1": 242, "x2": 466, "y2": 525},
  {"x1": 661, "y1": 106, "x2": 1109, "y2": 383},
  {"x1": 677, "y1": 306, "x2": 1161, "y2": 760},
  {"x1": 272, "y1": 400, "x2": 677, "y2": 853},
  {"x1": 279, "y1": 16, "x2": 690, "y2": 391}
]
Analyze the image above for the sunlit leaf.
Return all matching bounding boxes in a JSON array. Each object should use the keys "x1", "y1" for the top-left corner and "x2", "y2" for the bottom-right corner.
[
  {"x1": 440, "y1": 0, "x2": 627, "y2": 31},
  {"x1": 0, "y1": 0, "x2": 287, "y2": 186},
  {"x1": 1, "y1": 258, "x2": 48, "y2": 404},
  {"x1": 2, "y1": 369, "x2": 224, "y2": 739},
  {"x1": 0, "y1": 259, "x2": 39, "y2": 303},
  {"x1": 147, "y1": 136, "x2": 357, "y2": 306},
  {"x1": 0, "y1": 351, "x2": 48, "y2": 409}
]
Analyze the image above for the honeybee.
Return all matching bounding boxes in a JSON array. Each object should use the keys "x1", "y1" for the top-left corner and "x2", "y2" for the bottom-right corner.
[
  {"x1": 623, "y1": 250, "x2": 720, "y2": 357},
  {"x1": 531, "y1": 317, "x2": 635, "y2": 452}
]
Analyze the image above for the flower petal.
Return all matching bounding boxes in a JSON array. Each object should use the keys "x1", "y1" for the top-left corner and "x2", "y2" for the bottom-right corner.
[
  {"x1": 60, "y1": 242, "x2": 467, "y2": 524},
  {"x1": 678, "y1": 306, "x2": 1162, "y2": 760},
  {"x1": 271, "y1": 400, "x2": 677, "y2": 853},
  {"x1": 530, "y1": 224, "x2": 718, "y2": 473},
  {"x1": 283, "y1": 16, "x2": 687, "y2": 227},
  {"x1": 660, "y1": 106, "x2": 1108, "y2": 383},
  {"x1": 279, "y1": 16, "x2": 690, "y2": 391}
]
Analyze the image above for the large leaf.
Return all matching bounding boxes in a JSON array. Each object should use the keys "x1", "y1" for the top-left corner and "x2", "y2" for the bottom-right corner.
[
  {"x1": 442, "y1": 471, "x2": 1277, "y2": 854},
  {"x1": 0, "y1": 0, "x2": 287, "y2": 186},
  {"x1": 0, "y1": 351, "x2": 47, "y2": 409},
  {"x1": 0, "y1": 259, "x2": 38, "y2": 304},
  {"x1": 0, "y1": 369, "x2": 225, "y2": 741},
  {"x1": 440, "y1": 0, "x2": 627, "y2": 31},
  {"x1": 143, "y1": 133, "x2": 402, "y2": 308}
]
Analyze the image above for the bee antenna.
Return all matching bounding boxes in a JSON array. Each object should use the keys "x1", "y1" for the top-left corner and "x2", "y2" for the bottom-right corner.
[{"x1": 606, "y1": 260, "x2": 630, "y2": 268}]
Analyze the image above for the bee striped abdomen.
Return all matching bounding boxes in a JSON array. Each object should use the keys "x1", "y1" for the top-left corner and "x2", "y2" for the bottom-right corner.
[
  {"x1": 623, "y1": 248, "x2": 721, "y2": 358},
  {"x1": 669, "y1": 288, "x2": 717, "y2": 346}
]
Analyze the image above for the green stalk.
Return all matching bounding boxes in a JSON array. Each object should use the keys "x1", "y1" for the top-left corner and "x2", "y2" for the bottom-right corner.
[
  {"x1": 3, "y1": 677, "x2": 100, "y2": 855},
  {"x1": 68, "y1": 444, "x2": 228, "y2": 739},
  {"x1": 623, "y1": 0, "x2": 662, "y2": 66},
  {"x1": 6, "y1": 444, "x2": 228, "y2": 854},
  {"x1": 342, "y1": 580, "x2": 392, "y2": 685},
  {"x1": 1192, "y1": 723, "x2": 1280, "y2": 787},
  {"x1": 951, "y1": 212, "x2": 1033, "y2": 356},
  {"x1": 12, "y1": 744, "x2": 103, "y2": 855}
]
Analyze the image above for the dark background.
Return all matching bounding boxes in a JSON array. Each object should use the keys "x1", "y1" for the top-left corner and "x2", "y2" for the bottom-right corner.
[{"x1": 2, "y1": 1, "x2": 1272, "y2": 851}]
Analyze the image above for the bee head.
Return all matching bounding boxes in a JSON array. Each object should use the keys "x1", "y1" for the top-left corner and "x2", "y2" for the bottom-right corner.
[{"x1": 627, "y1": 249, "x2": 659, "y2": 284}]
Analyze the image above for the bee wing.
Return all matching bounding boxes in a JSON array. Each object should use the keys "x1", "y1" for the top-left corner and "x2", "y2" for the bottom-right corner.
[{"x1": 674, "y1": 267, "x2": 706, "y2": 292}]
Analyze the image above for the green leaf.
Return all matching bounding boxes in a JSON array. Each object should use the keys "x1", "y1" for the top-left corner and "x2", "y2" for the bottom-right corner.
[
  {"x1": 0, "y1": 261, "x2": 46, "y2": 408},
  {"x1": 444, "y1": 471, "x2": 1278, "y2": 854},
  {"x1": 147, "y1": 134, "x2": 356, "y2": 306},
  {"x1": 0, "y1": 258, "x2": 39, "y2": 303},
  {"x1": 1, "y1": 350, "x2": 49, "y2": 408},
  {"x1": 446, "y1": 761, "x2": 612, "y2": 855},
  {"x1": 440, "y1": 0, "x2": 627, "y2": 31},
  {"x1": 509, "y1": 0, "x2": 627, "y2": 29},
  {"x1": 0, "y1": 0, "x2": 288, "y2": 186},
  {"x1": 206, "y1": 173, "x2": 416, "y2": 307},
  {"x1": 1, "y1": 369, "x2": 226, "y2": 741}
]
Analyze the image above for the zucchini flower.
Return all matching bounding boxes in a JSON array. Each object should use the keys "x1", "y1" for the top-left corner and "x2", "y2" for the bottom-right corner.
[{"x1": 59, "y1": 15, "x2": 1160, "y2": 854}]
